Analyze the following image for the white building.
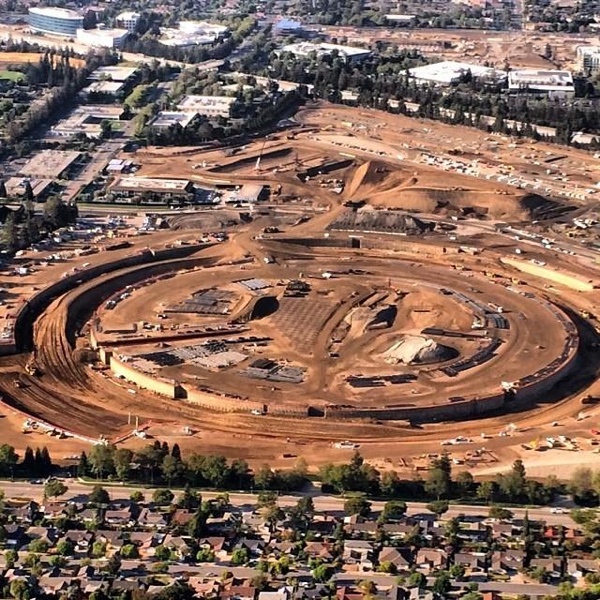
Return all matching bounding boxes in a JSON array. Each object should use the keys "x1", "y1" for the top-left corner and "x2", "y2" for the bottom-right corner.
[
  {"x1": 577, "y1": 46, "x2": 600, "y2": 74},
  {"x1": 279, "y1": 42, "x2": 371, "y2": 63},
  {"x1": 151, "y1": 111, "x2": 198, "y2": 129},
  {"x1": 507, "y1": 69, "x2": 575, "y2": 99},
  {"x1": 159, "y1": 21, "x2": 228, "y2": 47},
  {"x1": 89, "y1": 65, "x2": 138, "y2": 82},
  {"x1": 408, "y1": 61, "x2": 506, "y2": 86},
  {"x1": 115, "y1": 11, "x2": 140, "y2": 33},
  {"x1": 177, "y1": 95, "x2": 236, "y2": 118},
  {"x1": 76, "y1": 27, "x2": 129, "y2": 49}
]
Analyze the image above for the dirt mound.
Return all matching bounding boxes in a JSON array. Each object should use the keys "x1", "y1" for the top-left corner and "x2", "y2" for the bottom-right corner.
[
  {"x1": 345, "y1": 161, "x2": 395, "y2": 198},
  {"x1": 382, "y1": 335, "x2": 457, "y2": 365},
  {"x1": 342, "y1": 159, "x2": 567, "y2": 222}
]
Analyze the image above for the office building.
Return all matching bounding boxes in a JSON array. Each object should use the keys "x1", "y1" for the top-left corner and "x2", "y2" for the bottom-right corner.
[
  {"x1": 507, "y1": 69, "x2": 575, "y2": 99},
  {"x1": 577, "y1": 46, "x2": 600, "y2": 74},
  {"x1": 115, "y1": 11, "x2": 140, "y2": 33},
  {"x1": 28, "y1": 6, "x2": 83, "y2": 37},
  {"x1": 76, "y1": 27, "x2": 129, "y2": 49}
]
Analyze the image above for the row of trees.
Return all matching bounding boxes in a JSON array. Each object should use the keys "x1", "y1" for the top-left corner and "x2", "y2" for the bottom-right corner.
[
  {"x1": 321, "y1": 452, "x2": 561, "y2": 505},
  {"x1": 78, "y1": 441, "x2": 308, "y2": 492},
  {"x1": 0, "y1": 444, "x2": 52, "y2": 477},
  {"x1": 0, "y1": 198, "x2": 78, "y2": 254}
]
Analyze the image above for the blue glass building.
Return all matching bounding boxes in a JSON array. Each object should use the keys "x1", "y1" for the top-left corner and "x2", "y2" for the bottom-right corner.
[{"x1": 28, "y1": 7, "x2": 83, "y2": 37}]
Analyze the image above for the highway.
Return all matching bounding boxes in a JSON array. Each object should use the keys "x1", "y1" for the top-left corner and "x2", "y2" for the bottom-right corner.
[{"x1": 0, "y1": 479, "x2": 577, "y2": 526}]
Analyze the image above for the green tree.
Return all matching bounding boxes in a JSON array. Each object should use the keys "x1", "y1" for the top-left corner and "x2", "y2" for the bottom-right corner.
[
  {"x1": 44, "y1": 479, "x2": 68, "y2": 499},
  {"x1": 88, "y1": 485, "x2": 110, "y2": 506},
  {"x1": 91, "y1": 541, "x2": 106, "y2": 558},
  {"x1": 5, "y1": 549, "x2": 18, "y2": 569},
  {"x1": 121, "y1": 544, "x2": 139, "y2": 559},
  {"x1": 155, "y1": 545, "x2": 172, "y2": 561},
  {"x1": 9, "y1": 579, "x2": 31, "y2": 600},
  {"x1": 380, "y1": 500, "x2": 407, "y2": 522},
  {"x1": 426, "y1": 500, "x2": 449, "y2": 518},
  {"x1": 130, "y1": 491, "x2": 145, "y2": 503},
  {"x1": 407, "y1": 572, "x2": 425, "y2": 588},
  {"x1": 196, "y1": 548, "x2": 215, "y2": 562},
  {"x1": 488, "y1": 506, "x2": 514, "y2": 521},
  {"x1": 570, "y1": 467, "x2": 595, "y2": 503},
  {"x1": 313, "y1": 563, "x2": 332, "y2": 582},
  {"x1": 153, "y1": 488, "x2": 174, "y2": 505},
  {"x1": 433, "y1": 572, "x2": 452, "y2": 596},
  {"x1": 0, "y1": 444, "x2": 19, "y2": 476},
  {"x1": 88, "y1": 444, "x2": 115, "y2": 480},
  {"x1": 344, "y1": 494, "x2": 371, "y2": 517},
  {"x1": 1, "y1": 213, "x2": 19, "y2": 253},
  {"x1": 161, "y1": 454, "x2": 182, "y2": 486},
  {"x1": 231, "y1": 547, "x2": 249, "y2": 565},
  {"x1": 425, "y1": 453, "x2": 452, "y2": 499},
  {"x1": 56, "y1": 539, "x2": 74, "y2": 556},
  {"x1": 28, "y1": 538, "x2": 49, "y2": 553},
  {"x1": 450, "y1": 563, "x2": 466, "y2": 579},
  {"x1": 77, "y1": 452, "x2": 89, "y2": 477},
  {"x1": 456, "y1": 471, "x2": 474, "y2": 495},
  {"x1": 113, "y1": 448, "x2": 133, "y2": 481}
]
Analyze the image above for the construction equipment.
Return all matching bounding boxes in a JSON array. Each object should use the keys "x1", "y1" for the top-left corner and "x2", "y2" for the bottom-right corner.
[{"x1": 25, "y1": 358, "x2": 39, "y2": 377}]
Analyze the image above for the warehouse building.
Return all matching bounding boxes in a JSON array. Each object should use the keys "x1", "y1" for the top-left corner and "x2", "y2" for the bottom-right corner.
[
  {"x1": 28, "y1": 6, "x2": 83, "y2": 36},
  {"x1": 408, "y1": 61, "x2": 506, "y2": 86},
  {"x1": 507, "y1": 69, "x2": 574, "y2": 99},
  {"x1": 279, "y1": 42, "x2": 372, "y2": 63},
  {"x1": 19, "y1": 150, "x2": 81, "y2": 179}
]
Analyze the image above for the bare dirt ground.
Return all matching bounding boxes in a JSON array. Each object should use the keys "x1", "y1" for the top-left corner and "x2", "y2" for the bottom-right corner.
[
  {"x1": 0, "y1": 103, "x2": 599, "y2": 479},
  {"x1": 0, "y1": 51, "x2": 86, "y2": 68},
  {"x1": 312, "y1": 27, "x2": 595, "y2": 70}
]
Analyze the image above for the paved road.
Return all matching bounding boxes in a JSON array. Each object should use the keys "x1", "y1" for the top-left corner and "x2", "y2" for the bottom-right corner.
[{"x1": 0, "y1": 479, "x2": 576, "y2": 525}]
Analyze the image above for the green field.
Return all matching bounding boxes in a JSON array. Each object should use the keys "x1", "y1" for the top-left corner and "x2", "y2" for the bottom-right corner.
[{"x1": 0, "y1": 70, "x2": 25, "y2": 82}]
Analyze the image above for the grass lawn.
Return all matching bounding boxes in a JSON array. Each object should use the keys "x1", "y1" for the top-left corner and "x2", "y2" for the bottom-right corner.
[{"x1": 0, "y1": 70, "x2": 25, "y2": 82}]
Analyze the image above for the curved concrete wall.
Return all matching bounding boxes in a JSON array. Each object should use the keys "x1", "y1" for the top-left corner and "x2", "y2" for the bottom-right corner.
[
  {"x1": 14, "y1": 244, "x2": 209, "y2": 353},
  {"x1": 110, "y1": 355, "x2": 180, "y2": 399}
]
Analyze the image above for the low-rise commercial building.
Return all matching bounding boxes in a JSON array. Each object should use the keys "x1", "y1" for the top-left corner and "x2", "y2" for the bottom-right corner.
[
  {"x1": 28, "y1": 6, "x2": 83, "y2": 36},
  {"x1": 151, "y1": 111, "x2": 198, "y2": 129},
  {"x1": 507, "y1": 69, "x2": 575, "y2": 98},
  {"x1": 89, "y1": 65, "x2": 138, "y2": 82},
  {"x1": 76, "y1": 27, "x2": 129, "y2": 49},
  {"x1": 5, "y1": 177, "x2": 54, "y2": 201},
  {"x1": 159, "y1": 21, "x2": 228, "y2": 47},
  {"x1": 110, "y1": 177, "x2": 198, "y2": 204},
  {"x1": 177, "y1": 95, "x2": 236, "y2": 118},
  {"x1": 408, "y1": 61, "x2": 506, "y2": 86},
  {"x1": 279, "y1": 42, "x2": 371, "y2": 63},
  {"x1": 19, "y1": 150, "x2": 81, "y2": 179},
  {"x1": 82, "y1": 80, "x2": 126, "y2": 97},
  {"x1": 51, "y1": 106, "x2": 125, "y2": 139}
]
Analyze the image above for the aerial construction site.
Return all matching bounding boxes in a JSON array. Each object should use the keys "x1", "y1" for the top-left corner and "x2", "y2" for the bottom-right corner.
[{"x1": 1, "y1": 101, "x2": 600, "y2": 477}]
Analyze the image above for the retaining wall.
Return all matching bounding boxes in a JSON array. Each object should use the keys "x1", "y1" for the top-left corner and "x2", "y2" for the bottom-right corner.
[
  {"x1": 109, "y1": 355, "x2": 181, "y2": 399},
  {"x1": 501, "y1": 257, "x2": 597, "y2": 292},
  {"x1": 186, "y1": 387, "x2": 265, "y2": 413}
]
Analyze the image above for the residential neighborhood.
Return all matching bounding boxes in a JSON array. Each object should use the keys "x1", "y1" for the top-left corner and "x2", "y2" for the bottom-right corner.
[{"x1": 0, "y1": 479, "x2": 597, "y2": 600}]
